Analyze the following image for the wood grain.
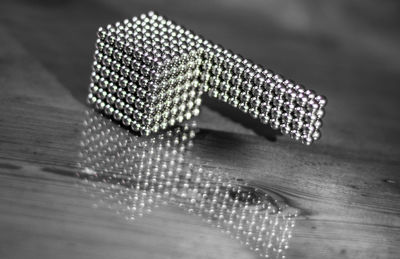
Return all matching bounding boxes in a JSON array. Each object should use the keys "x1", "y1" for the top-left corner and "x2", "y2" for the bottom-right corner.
[{"x1": 0, "y1": 0, "x2": 399, "y2": 259}]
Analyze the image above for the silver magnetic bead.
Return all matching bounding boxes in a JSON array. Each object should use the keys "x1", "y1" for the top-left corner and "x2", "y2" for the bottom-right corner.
[
  {"x1": 168, "y1": 117, "x2": 176, "y2": 126},
  {"x1": 95, "y1": 99, "x2": 105, "y2": 110},
  {"x1": 223, "y1": 57, "x2": 234, "y2": 70},
  {"x1": 274, "y1": 83, "x2": 286, "y2": 96},
  {"x1": 127, "y1": 82, "x2": 137, "y2": 93},
  {"x1": 133, "y1": 47, "x2": 144, "y2": 60},
  {"x1": 109, "y1": 71, "x2": 119, "y2": 83},
  {"x1": 142, "y1": 52, "x2": 153, "y2": 65},
  {"x1": 281, "y1": 125, "x2": 291, "y2": 135},
  {"x1": 238, "y1": 103, "x2": 249, "y2": 113},
  {"x1": 115, "y1": 38, "x2": 125, "y2": 50},
  {"x1": 312, "y1": 130, "x2": 321, "y2": 140},
  {"x1": 273, "y1": 74, "x2": 284, "y2": 84},
  {"x1": 120, "y1": 66, "x2": 130, "y2": 78},
  {"x1": 125, "y1": 93, "x2": 135, "y2": 104},
  {"x1": 271, "y1": 107, "x2": 282, "y2": 119},
  {"x1": 133, "y1": 110, "x2": 143, "y2": 120},
  {"x1": 302, "y1": 124, "x2": 315, "y2": 135},
  {"x1": 294, "y1": 107, "x2": 306, "y2": 118},
  {"x1": 284, "y1": 88, "x2": 297, "y2": 102},
  {"x1": 97, "y1": 27, "x2": 107, "y2": 40},
  {"x1": 89, "y1": 83, "x2": 98, "y2": 93},
  {"x1": 259, "y1": 114, "x2": 270, "y2": 124},
  {"x1": 99, "y1": 78, "x2": 109, "y2": 89},
  {"x1": 115, "y1": 98, "x2": 125, "y2": 110},
  {"x1": 140, "y1": 65, "x2": 150, "y2": 77},
  {"x1": 239, "y1": 92, "x2": 251, "y2": 103},
  {"x1": 249, "y1": 108, "x2": 259, "y2": 119},
  {"x1": 260, "y1": 102, "x2": 271, "y2": 113},
  {"x1": 291, "y1": 118, "x2": 304, "y2": 129},
  {"x1": 111, "y1": 60, "x2": 121, "y2": 72},
  {"x1": 290, "y1": 130, "x2": 301, "y2": 141},
  {"x1": 270, "y1": 119, "x2": 280, "y2": 130},
  {"x1": 306, "y1": 99, "x2": 319, "y2": 112},
  {"x1": 146, "y1": 92, "x2": 158, "y2": 104},
  {"x1": 104, "y1": 104, "x2": 115, "y2": 116},
  {"x1": 220, "y1": 70, "x2": 232, "y2": 81},
  {"x1": 228, "y1": 97, "x2": 238, "y2": 107},
  {"x1": 272, "y1": 96, "x2": 284, "y2": 107},
  {"x1": 101, "y1": 56, "x2": 112, "y2": 67},
  {"x1": 122, "y1": 115, "x2": 132, "y2": 127},
  {"x1": 118, "y1": 78, "x2": 129, "y2": 88},
  {"x1": 243, "y1": 67, "x2": 255, "y2": 81},
  {"x1": 87, "y1": 93, "x2": 97, "y2": 104},
  {"x1": 283, "y1": 79, "x2": 295, "y2": 87},
  {"x1": 209, "y1": 77, "x2": 220, "y2": 88},
  {"x1": 117, "y1": 88, "x2": 127, "y2": 99},
  {"x1": 131, "y1": 59, "x2": 141, "y2": 71},
  {"x1": 218, "y1": 93, "x2": 229, "y2": 102},
  {"x1": 122, "y1": 55, "x2": 132, "y2": 66},
  {"x1": 150, "y1": 70, "x2": 162, "y2": 81},
  {"x1": 233, "y1": 63, "x2": 245, "y2": 76},
  {"x1": 316, "y1": 108, "x2": 325, "y2": 119},
  {"x1": 96, "y1": 88, "x2": 107, "y2": 100},
  {"x1": 296, "y1": 93, "x2": 308, "y2": 107},
  {"x1": 107, "y1": 83, "x2": 117, "y2": 94},
  {"x1": 314, "y1": 119, "x2": 323, "y2": 129},
  {"x1": 301, "y1": 135, "x2": 313, "y2": 146},
  {"x1": 218, "y1": 81, "x2": 230, "y2": 92},
  {"x1": 304, "y1": 89, "x2": 316, "y2": 100},
  {"x1": 95, "y1": 39, "x2": 105, "y2": 51},
  {"x1": 184, "y1": 112, "x2": 192, "y2": 121},
  {"x1": 250, "y1": 97, "x2": 260, "y2": 108},
  {"x1": 262, "y1": 69, "x2": 274, "y2": 78},
  {"x1": 135, "y1": 98, "x2": 145, "y2": 110},
  {"x1": 106, "y1": 93, "x2": 116, "y2": 104},
  {"x1": 124, "y1": 44, "x2": 134, "y2": 55},
  {"x1": 138, "y1": 76, "x2": 149, "y2": 88},
  {"x1": 124, "y1": 104, "x2": 134, "y2": 115},
  {"x1": 92, "y1": 62, "x2": 102, "y2": 73},
  {"x1": 113, "y1": 110, "x2": 123, "y2": 121},
  {"x1": 103, "y1": 45, "x2": 113, "y2": 56},
  {"x1": 137, "y1": 87, "x2": 147, "y2": 99},
  {"x1": 315, "y1": 95, "x2": 328, "y2": 108},
  {"x1": 129, "y1": 71, "x2": 140, "y2": 82},
  {"x1": 281, "y1": 113, "x2": 293, "y2": 123},
  {"x1": 113, "y1": 49, "x2": 123, "y2": 61},
  {"x1": 294, "y1": 84, "x2": 305, "y2": 93},
  {"x1": 305, "y1": 112, "x2": 317, "y2": 123},
  {"x1": 283, "y1": 102, "x2": 295, "y2": 113},
  {"x1": 241, "y1": 81, "x2": 253, "y2": 92},
  {"x1": 253, "y1": 73, "x2": 265, "y2": 87}
]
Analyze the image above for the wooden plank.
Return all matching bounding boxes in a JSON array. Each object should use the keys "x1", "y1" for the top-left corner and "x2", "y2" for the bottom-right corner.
[{"x1": 0, "y1": 1, "x2": 399, "y2": 259}]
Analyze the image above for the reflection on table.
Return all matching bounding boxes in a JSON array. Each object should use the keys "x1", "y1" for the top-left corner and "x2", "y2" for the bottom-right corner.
[{"x1": 77, "y1": 109, "x2": 297, "y2": 258}]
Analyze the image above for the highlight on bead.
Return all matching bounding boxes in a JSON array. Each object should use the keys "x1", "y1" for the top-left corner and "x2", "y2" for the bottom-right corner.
[{"x1": 88, "y1": 11, "x2": 327, "y2": 144}]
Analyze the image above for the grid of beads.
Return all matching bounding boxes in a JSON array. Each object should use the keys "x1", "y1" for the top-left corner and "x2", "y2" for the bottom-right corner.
[
  {"x1": 88, "y1": 11, "x2": 203, "y2": 136},
  {"x1": 88, "y1": 11, "x2": 327, "y2": 145},
  {"x1": 199, "y1": 45, "x2": 327, "y2": 145}
]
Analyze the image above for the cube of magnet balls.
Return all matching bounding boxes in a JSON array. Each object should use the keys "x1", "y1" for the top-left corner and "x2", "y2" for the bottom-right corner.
[{"x1": 88, "y1": 11, "x2": 203, "y2": 136}]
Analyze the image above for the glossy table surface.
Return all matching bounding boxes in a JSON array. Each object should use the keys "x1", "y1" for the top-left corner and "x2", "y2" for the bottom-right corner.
[{"x1": 0, "y1": 0, "x2": 399, "y2": 258}]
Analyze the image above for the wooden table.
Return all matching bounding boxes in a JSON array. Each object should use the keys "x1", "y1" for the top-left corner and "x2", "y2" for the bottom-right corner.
[{"x1": 0, "y1": 0, "x2": 399, "y2": 258}]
